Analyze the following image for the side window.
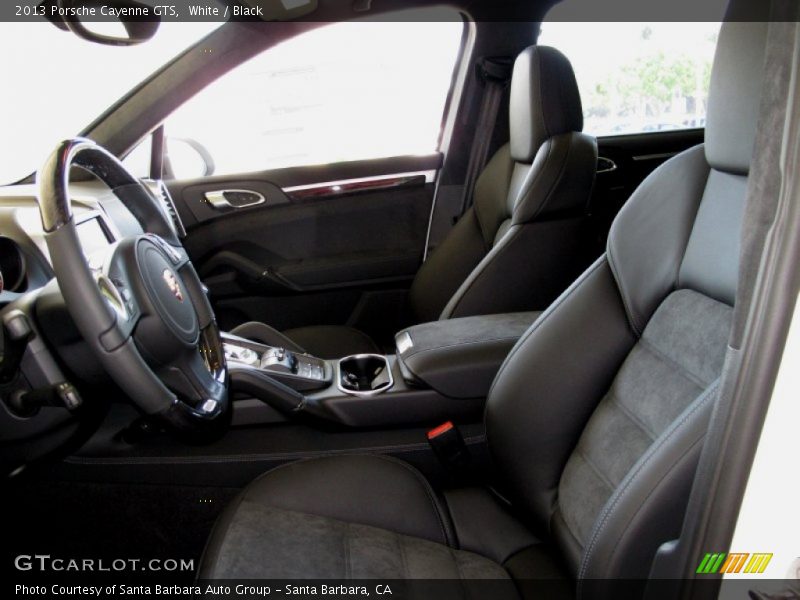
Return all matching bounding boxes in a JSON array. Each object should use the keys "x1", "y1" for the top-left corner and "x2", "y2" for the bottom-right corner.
[
  {"x1": 122, "y1": 134, "x2": 152, "y2": 179},
  {"x1": 164, "y1": 14, "x2": 464, "y2": 179},
  {"x1": 537, "y1": 22, "x2": 720, "y2": 137}
]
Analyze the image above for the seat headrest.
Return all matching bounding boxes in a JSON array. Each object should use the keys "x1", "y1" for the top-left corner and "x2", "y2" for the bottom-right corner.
[
  {"x1": 509, "y1": 46, "x2": 584, "y2": 163},
  {"x1": 704, "y1": 20, "x2": 769, "y2": 175}
]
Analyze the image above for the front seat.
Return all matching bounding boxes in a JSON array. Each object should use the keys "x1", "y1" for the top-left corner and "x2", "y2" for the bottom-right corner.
[
  {"x1": 201, "y1": 19, "x2": 767, "y2": 591},
  {"x1": 232, "y1": 45, "x2": 598, "y2": 358}
]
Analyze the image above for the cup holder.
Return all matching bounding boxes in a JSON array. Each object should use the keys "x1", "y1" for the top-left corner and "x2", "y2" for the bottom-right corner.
[{"x1": 337, "y1": 354, "x2": 393, "y2": 397}]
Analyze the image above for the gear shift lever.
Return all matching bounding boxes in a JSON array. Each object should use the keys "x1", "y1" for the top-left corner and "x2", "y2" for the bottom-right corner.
[{"x1": 261, "y1": 347, "x2": 297, "y2": 373}]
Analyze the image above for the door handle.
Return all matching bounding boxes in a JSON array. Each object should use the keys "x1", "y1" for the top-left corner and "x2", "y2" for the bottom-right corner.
[
  {"x1": 596, "y1": 157, "x2": 618, "y2": 174},
  {"x1": 205, "y1": 189, "x2": 266, "y2": 210}
]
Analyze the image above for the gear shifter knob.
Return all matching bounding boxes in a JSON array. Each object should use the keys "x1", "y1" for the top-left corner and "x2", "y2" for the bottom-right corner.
[{"x1": 261, "y1": 347, "x2": 297, "y2": 374}]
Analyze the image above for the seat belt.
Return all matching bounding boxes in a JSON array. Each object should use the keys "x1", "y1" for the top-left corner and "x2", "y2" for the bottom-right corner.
[{"x1": 458, "y1": 56, "x2": 514, "y2": 218}]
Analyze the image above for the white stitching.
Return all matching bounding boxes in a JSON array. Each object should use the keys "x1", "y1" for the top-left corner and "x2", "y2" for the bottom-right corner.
[
  {"x1": 396, "y1": 532, "x2": 409, "y2": 578},
  {"x1": 638, "y1": 337, "x2": 711, "y2": 390},
  {"x1": 573, "y1": 447, "x2": 616, "y2": 493},
  {"x1": 607, "y1": 390, "x2": 659, "y2": 442},
  {"x1": 343, "y1": 522, "x2": 351, "y2": 579}
]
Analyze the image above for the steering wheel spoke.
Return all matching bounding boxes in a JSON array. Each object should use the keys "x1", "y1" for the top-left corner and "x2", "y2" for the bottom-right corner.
[
  {"x1": 158, "y1": 343, "x2": 226, "y2": 411},
  {"x1": 92, "y1": 245, "x2": 142, "y2": 346}
]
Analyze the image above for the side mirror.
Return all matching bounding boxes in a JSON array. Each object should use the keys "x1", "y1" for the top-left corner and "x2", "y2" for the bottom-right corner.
[
  {"x1": 165, "y1": 137, "x2": 216, "y2": 180},
  {"x1": 44, "y1": 0, "x2": 159, "y2": 46}
]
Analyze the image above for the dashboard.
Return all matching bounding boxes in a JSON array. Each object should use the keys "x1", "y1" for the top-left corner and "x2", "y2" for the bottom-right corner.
[
  {"x1": 0, "y1": 236, "x2": 26, "y2": 294},
  {"x1": 75, "y1": 216, "x2": 114, "y2": 257},
  {"x1": 0, "y1": 179, "x2": 183, "y2": 302},
  {"x1": 0, "y1": 177, "x2": 187, "y2": 468}
]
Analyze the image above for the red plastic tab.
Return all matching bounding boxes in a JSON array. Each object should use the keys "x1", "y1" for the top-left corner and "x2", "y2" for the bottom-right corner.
[{"x1": 427, "y1": 421, "x2": 454, "y2": 440}]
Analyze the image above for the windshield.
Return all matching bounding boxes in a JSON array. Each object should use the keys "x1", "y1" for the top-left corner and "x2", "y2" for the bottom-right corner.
[{"x1": 0, "y1": 22, "x2": 219, "y2": 186}]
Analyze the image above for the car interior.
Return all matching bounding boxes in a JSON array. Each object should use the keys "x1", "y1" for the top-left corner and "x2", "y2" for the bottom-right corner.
[
  {"x1": 1, "y1": 0, "x2": 798, "y2": 596},
  {"x1": 231, "y1": 42, "x2": 598, "y2": 360}
]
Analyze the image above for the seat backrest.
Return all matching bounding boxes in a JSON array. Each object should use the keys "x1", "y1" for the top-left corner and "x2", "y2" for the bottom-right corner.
[
  {"x1": 409, "y1": 46, "x2": 598, "y2": 323},
  {"x1": 485, "y1": 20, "x2": 768, "y2": 584}
]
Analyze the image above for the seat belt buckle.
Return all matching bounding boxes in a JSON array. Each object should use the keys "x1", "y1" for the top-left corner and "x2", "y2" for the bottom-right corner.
[{"x1": 427, "y1": 421, "x2": 470, "y2": 472}]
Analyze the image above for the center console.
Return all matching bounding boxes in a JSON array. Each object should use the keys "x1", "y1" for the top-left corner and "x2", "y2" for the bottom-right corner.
[
  {"x1": 223, "y1": 336, "x2": 329, "y2": 391},
  {"x1": 222, "y1": 311, "x2": 540, "y2": 428}
]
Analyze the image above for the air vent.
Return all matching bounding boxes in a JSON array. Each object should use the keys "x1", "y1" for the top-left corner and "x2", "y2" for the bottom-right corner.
[
  {"x1": 0, "y1": 237, "x2": 27, "y2": 293},
  {"x1": 154, "y1": 181, "x2": 187, "y2": 239}
]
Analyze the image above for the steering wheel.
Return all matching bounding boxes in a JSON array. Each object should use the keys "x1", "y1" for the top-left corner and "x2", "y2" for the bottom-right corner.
[{"x1": 37, "y1": 138, "x2": 229, "y2": 441}]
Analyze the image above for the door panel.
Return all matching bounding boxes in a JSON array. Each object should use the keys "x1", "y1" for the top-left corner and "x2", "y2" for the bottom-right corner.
[
  {"x1": 168, "y1": 154, "x2": 441, "y2": 340},
  {"x1": 590, "y1": 129, "x2": 705, "y2": 249}
]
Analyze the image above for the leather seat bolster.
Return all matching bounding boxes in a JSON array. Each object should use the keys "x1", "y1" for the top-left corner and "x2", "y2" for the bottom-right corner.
[
  {"x1": 409, "y1": 207, "x2": 489, "y2": 324},
  {"x1": 440, "y1": 217, "x2": 590, "y2": 320},
  {"x1": 444, "y1": 487, "x2": 540, "y2": 564},
  {"x1": 474, "y1": 144, "x2": 517, "y2": 246},
  {"x1": 606, "y1": 145, "x2": 711, "y2": 335},
  {"x1": 486, "y1": 257, "x2": 637, "y2": 526},
  {"x1": 510, "y1": 132, "x2": 597, "y2": 224}
]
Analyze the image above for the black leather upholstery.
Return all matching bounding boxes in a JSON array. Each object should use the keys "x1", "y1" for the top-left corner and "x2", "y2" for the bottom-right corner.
[
  {"x1": 205, "y1": 456, "x2": 455, "y2": 550},
  {"x1": 239, "y1": 45, "x2": 597, "y2": 359},
  {"x1": 203, "y1": 17, "x2": 770, "y2": 593},
  {"x1": 435, "y1": 134, "x2": 597, "y2": 321},
  {"x1": 509, "y1": 46, "x2": 584, "y2": 163},
  {"x1": 605, "y1": 146, "x2": 712, "y2": 335},
  {"x1": 200, "y1": 455, "x2": 545, "y2": 583},
  {"x1": 705, "y1": 22, "x2": 769, "y2": 175},
  {"x1": 413, "y1": 46, "x2": 596, "y2": 324}
]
